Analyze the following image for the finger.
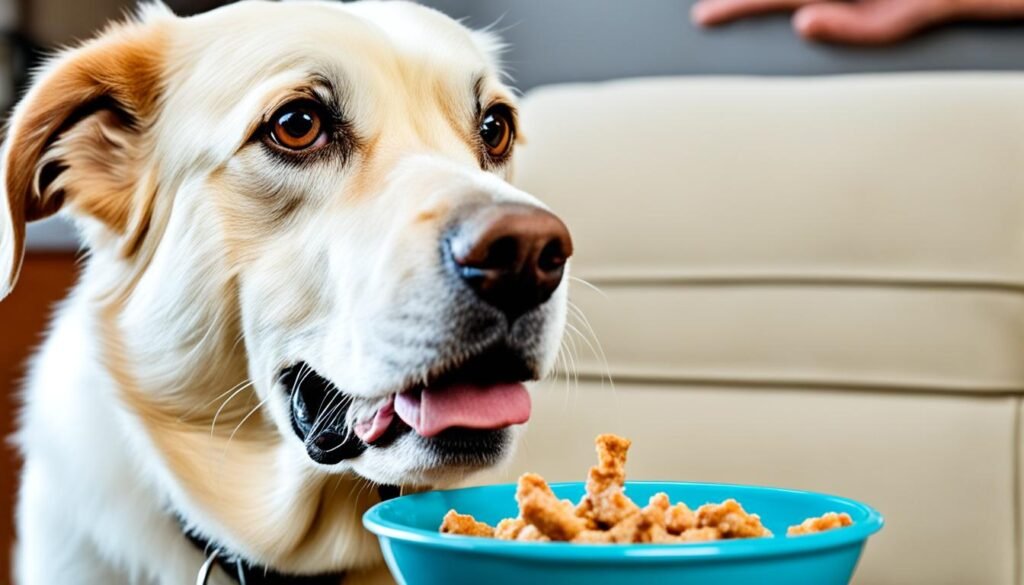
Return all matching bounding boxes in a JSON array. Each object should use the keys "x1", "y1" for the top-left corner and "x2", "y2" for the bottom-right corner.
[
  {"x1": 953, "y1": 0, "x2": 1024, "y2": 20},
  {"x1": 793, "y1": 0, "x2": 954, "y2": 45},
  {"x1": 692, "y1": 0, "x2": 825, "y2": 26}
]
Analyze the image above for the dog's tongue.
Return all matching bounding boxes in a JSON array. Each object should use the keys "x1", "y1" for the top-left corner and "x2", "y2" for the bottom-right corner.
[
  {"x1": 354, "y1": 398, "x2": 395, "y2": 444},
  {"x1": 394, "y1": 383, "x2": 531, "y2": 438}
]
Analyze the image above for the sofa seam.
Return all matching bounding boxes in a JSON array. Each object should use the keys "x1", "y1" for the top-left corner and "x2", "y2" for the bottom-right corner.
[
  {"x1": 560, "y1": 371, "x2": 1024, "y2": 398},
  {"x1": 574, "y1": 275, "x2": 1024, "y2": 295}
]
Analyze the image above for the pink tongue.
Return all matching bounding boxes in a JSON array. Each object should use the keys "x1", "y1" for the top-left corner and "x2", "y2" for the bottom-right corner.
[
  {"x1": 354, "y1": 398, "x2": 395, "y2": 444},
  {"x1": 394, "y1": 383, "x2": 531, "y2": 438}
]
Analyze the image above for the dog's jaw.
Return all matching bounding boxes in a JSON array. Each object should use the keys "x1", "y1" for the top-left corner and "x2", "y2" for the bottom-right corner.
[{"x1": 274, "y1": 320, "x2": 555, "y2": 482}]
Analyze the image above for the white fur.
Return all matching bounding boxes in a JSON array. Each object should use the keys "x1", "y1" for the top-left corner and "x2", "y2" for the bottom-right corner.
[{"x1": 4, "y1": 2, "x2": 568, "y2": 583}]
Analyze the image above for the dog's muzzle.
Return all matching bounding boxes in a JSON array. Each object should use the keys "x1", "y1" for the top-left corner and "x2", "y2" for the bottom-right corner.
[
  {"x1": 277, "y1": 202, "x2": 573, "y2": 468},
  {"x1": 279, "y1": 363, "x2": 366, "y2": 464}
]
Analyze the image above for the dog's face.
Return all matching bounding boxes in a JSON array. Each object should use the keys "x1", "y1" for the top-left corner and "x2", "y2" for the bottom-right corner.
[
  {"x1": 1, "y1": 0, "x2": 569, "y2": 515},
  {"x1": 196, "y1": 2, "x2": 572, "y2": 486}
]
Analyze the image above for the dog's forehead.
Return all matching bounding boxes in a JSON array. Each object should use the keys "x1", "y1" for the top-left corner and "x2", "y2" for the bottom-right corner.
[
  {"x1": 171, "y1": 1, "x2": 494, "y2": 91},
  {"x1": 341, "y1": 1, "x2": 497, "y2": 66},
  {"x1": 157, "y1": 1, "x2": 501, "y2": 161}
]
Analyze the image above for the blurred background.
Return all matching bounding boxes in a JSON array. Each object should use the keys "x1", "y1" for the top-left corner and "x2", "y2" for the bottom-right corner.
[{"x1": 2, "y1": 0, "x2": 1024, "y2": 582}]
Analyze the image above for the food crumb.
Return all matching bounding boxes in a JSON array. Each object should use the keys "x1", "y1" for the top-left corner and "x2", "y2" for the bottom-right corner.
[{"x1": 787, "y1": 512, "x2": 853, "y2": 536}]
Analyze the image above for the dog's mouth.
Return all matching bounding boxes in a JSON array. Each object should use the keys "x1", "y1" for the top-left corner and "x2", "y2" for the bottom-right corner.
[{"x1": 278, "y1": 345, "x2": 536, "y2": 466}]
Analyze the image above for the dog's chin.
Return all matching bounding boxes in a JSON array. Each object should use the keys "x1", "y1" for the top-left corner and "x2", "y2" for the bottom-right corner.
[
  {"x1": 351, "y1": 426, "x2": 518, "y2": 487},
  {"x1": 276, "y1": 345, "x2": 534, "y2": 485}
]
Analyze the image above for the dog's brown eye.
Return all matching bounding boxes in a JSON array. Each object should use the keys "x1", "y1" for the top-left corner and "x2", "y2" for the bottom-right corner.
[
  {"x1": 269, "y1": 101, "x2": 326, "y2": 151},
  {"x1": 479, "y1": 106, "x2": 514, "y2": 159}
]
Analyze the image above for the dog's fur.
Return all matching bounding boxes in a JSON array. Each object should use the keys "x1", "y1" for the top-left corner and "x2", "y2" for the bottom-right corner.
[{"x1": 1, "y1": 2, "x2": 568, "y2": 583}]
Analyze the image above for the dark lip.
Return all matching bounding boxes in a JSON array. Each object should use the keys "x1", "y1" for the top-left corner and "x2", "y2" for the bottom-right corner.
[
  {"x1": 419, "y1": 343, "x2": 538, "y2": 390},
  {"x1": 279, "y1": 363, "x2": 366, "y2": 465},
  {"x1": 278, "y1": 343, "x2": 538, "y2": 463}
]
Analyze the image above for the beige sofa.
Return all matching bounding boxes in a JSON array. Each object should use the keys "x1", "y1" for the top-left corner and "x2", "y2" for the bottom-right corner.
[{"x1": 485, "y1": 74, "x2": 1024, "y2": 585}]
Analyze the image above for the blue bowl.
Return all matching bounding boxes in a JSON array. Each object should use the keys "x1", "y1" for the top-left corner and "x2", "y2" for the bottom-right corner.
[{"x1": 363, "y1": 481, "x2": 883, "y2": 585}]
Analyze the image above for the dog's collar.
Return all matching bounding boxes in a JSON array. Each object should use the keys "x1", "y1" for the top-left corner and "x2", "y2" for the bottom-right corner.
[
  {"x1": 186, "y1": 529, "x2": 345, "y2": 585},
  {"x1": 186, "y1": 484, "x2": 403, "y2": 585}
]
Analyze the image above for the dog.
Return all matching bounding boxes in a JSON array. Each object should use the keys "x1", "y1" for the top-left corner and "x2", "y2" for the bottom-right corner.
[{"x1": 0, "y1": 1, "x2": 572, "y2": 583}]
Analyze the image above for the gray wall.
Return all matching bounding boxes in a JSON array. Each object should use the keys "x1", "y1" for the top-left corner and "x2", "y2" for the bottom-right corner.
[{"x1": 423, "y1": 0, "x2": 1024, "y2": 91}]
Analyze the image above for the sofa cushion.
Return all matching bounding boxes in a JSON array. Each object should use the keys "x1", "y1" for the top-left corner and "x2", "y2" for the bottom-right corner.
[
  {"x1": 515, "y1": 74, "x2": 1024, "y2": 395},
  {"x1": 561, "y1": 284, "x2": 1024, "y2": 394}
]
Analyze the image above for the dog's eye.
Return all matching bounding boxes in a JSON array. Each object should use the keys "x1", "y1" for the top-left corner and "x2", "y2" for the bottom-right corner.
[
  {"x1": 479, "y1": 105, "x2": 514, "y2": 159},
  {"x1": 269, "y1": 100, "x2": 328, "y2": 151}
]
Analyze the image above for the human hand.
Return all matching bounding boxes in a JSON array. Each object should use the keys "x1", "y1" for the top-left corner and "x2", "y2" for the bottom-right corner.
[{"x1": 691, "y1": 0, "x2": 1024, "y2": 45}]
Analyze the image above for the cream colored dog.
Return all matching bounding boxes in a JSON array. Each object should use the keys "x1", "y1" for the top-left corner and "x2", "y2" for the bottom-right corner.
[{"x1": 1, "y1": 2, "x2": 572, "y2": 583}]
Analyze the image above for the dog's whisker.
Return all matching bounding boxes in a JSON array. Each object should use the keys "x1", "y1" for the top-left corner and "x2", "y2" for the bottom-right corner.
[
  {"x1": 353, "y1": 478, "x2": 372, "y2": 521},
  {"x1": 324, "y1": 473, "x2": 346, "y2": 504},
  {"x1": 306, "y1": 387, "x2": 353, "y2": 445},
  {"x1": 565, "y1": 319, "x2": 583, "y2": 389},
  {"x1": 567, "y1": 300, "x2": 616, "y2": 395},
  {"x1": 203, "y1": 378, "x2": 253, "y2": 410},
  {"x1": 287, "y1": 362, "x2": 314, "y2": 427},
  {"x1": 310, "y1": 384, "x2": 348, "y2": 430},
  {"x1": 209, "y1": 379, "x2": 255, "y2": 436},
  {"x1": 569, "y1": 275, "x2": 608, "y2": 298},
  {"x1": 559, "y1": 329, "x2": 574, "y2": 397},
  {"x1": 226, "y1": 395, "x2": 270, "y2": 451},
  {"x1": 555, "y1": 344, "x2": 573, "y2": 411},
  {"x1": 344, "y1": 477, "x2": 373, "y2": 531},
  {"x1": 559, "y1": 326, "x2": 581, "y2": 408},
  {"x1": 343, "y1": 476, "x2": 365, "y2": 502},
  {"x1": 310, "y1": 395, "x2": 354, "y2": 449},
  {"x1": 292, "y1": 362, "x2": 313, "y2": 398},
  {"x1": 178, "y1": 376, "x2": 251, "y2": 423},
  {"x1": 564, "y1": 321, "x2": 601, "y2": 376}
]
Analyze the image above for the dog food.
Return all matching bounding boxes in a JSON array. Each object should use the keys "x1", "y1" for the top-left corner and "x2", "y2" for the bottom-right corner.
[
  {"x1": 441, "y1": 433, "x2": 855, "y2": 544},
  {"x1": 787, "y1": 512, "x2": 853, "y2": 536}
]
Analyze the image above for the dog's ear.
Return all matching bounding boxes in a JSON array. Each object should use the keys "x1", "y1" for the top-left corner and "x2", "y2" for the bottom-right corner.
[{"x1": 0, "y1": 7, "x2": 173, "y2": 299}]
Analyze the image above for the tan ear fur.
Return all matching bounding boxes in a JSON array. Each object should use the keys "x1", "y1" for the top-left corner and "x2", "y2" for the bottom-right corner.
[{"x1": 0, "y1": 12, "x2": 170, "y2": 298}]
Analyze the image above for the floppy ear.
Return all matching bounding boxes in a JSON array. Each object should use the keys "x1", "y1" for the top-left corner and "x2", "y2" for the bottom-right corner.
[{"x1": 0, "y1": 9, "x2": 171, "y2": 299}]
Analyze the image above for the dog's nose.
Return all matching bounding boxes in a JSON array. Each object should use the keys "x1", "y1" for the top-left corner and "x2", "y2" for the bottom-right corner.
[{"x1": 449, "y1": 203, "x2": 573, "y2": 320}]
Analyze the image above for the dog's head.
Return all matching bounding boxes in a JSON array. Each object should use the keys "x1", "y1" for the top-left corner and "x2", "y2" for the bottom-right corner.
[{"x1": 0, "y1": 0, "x2": 569, "y2": 570}]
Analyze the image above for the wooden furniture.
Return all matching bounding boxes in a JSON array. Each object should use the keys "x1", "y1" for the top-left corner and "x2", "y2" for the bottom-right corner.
[{"x1": 1, "y1": 253, "x2": 78, "y2": 581}]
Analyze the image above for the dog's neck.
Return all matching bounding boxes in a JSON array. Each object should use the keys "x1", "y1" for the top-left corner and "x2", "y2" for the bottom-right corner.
[{"x1": 79, "y1": 237, "x2": 385, "y2": 575}]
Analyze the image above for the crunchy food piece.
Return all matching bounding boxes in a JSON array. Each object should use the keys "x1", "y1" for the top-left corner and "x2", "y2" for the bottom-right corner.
[
  {"x1": 677, "y1": 527, "x2": 722, "y2": 542},
  {"x1": 576, "y1": 434, "x2": 640, "y2": 528},
  {"x1": 604, "y1": 510, "x2": 646, "y2": 543},
  {"x1": 515, "y1": 525, "x2": 551, "y2": 542},
  {"x1": 666, "y1": 502, "x2": 697, "y2": 534},
  {"x1": 494, "y1": 518, "x2": 528, "y2": 540},
  {"x1": 577, "y1": 488, "x2": 640, "y2": 530},
  {"x1": 647, "y1": 492, "x2": 671, "y2": 513},
  {"x1": 634, "y1": 498, "x2": 673, "y2": 543},
  {"x1": 517, "y1": 473, "x2": 587, "y2": 541},
  {"x1": 572, "y1": 529, "x2": 614, "y2": 544},
  {"x1": 578, "y1": 492, "x2": 674, "y2": 544},
  {"x1": 595, "y1": 434, "x2": 631, "y2": 477},
  {"x1": 440, "y1": 510, "x2": 494, "y2": 537},
  {"x1": 696, "y1": 499, "x2": 772, "y2": 539},
  {"x1": 517, "y1": 472, "x2": 556, "y2": 498},
  {"x1": 647, "y1": 491, "x2": 698, "y2": 535},
  {"x1": 787, "y1": 512, "x2": 853, "y2": 536},
  {"x1": 437, "y1": 434, "x2": 829, "y2": 545}
]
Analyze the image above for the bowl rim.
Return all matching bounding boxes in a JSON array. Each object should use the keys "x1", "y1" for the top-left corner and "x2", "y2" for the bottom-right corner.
[{"x1": 362, "y1": 480, "x2": 884, "y2": 563}]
